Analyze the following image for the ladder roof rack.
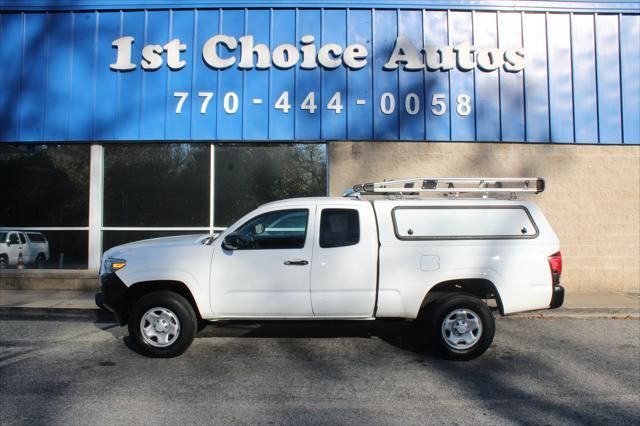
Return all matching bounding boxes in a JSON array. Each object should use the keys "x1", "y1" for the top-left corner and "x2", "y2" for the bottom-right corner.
[{"x1": 349, "y1": 177, "x2": 545, "y2": 199}]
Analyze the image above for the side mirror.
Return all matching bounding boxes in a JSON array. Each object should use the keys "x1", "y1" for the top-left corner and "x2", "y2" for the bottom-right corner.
[
  {"x1": 5, "y1": 241, "x2": 10, "y2": 247},
  {"x1": 221, "y1": 233, "x2": 241, "y2": 251}
]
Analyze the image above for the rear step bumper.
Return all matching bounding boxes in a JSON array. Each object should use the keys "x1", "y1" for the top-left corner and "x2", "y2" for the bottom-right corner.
[{"x1": 550, "y1": 284, "x2": 565, "y2": 309}]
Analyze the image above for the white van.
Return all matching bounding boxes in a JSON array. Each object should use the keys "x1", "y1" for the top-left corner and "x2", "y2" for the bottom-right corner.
[{"x1": 96, "y1": 177, "x2": 564, "y2": 359}]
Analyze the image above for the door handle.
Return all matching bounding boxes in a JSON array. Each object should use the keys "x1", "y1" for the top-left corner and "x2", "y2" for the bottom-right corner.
[{"x1": 284, "y1": 259, "x2": 309, "y2": 266}]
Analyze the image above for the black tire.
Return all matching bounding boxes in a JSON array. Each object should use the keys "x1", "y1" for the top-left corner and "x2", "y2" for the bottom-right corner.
[
  {"x1": 36, "y1": 254, "x2": 46, "y2": 269},
  {"x1": 0, "y1": 255, "x2": 7, "y2": 269},
  {"x1": 426, "y1": 293, "x2": 495, "y2": 361},
  {"x1": 128, "y1": 291, "x2": 197, "y2": 358}
]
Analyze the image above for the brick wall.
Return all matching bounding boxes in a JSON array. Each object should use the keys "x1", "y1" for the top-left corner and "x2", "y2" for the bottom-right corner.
[{"x1": 329, "y1": 142, "x2": 640, "y2": 294}]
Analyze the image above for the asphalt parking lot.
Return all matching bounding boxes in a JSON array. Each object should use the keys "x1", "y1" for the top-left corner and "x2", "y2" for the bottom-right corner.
[{"x1": 1, "y1": 316, "x2": 639, "y2": 425}]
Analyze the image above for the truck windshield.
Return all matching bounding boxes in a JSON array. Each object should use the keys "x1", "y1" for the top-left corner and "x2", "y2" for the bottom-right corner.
[{"x1": 0, "y1": 232, "x2": 6, "y2": 242}]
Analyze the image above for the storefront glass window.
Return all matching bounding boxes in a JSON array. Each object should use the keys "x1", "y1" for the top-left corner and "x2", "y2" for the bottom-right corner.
[
  {"x1": 214, "y1": 144, "x2": 326, "y2": 227},
  {"x1": 0, "y1": 144, "x2": 89, "y2": 227},
  {"x1": 0, "y1": 144, "x2": 90, "y2": 270},
  {"x1": 103, "y1": 144, "x2": 210, "y2": 227}
]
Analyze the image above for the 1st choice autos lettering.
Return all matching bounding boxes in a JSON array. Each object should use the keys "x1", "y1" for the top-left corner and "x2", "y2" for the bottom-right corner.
[{"x1": 110, "y1": 35, "x2": 525, "y2": 73}]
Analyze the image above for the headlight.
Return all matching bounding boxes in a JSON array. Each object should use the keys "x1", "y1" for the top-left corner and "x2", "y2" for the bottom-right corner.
[{"x1": 102, "y1": 257, "x2": 127, "y2": 274}]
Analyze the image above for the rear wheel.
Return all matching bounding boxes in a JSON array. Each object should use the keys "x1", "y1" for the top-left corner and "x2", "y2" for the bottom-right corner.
[
  {"x1": 36, "y1": 254, "x2": 46, "y2": 269},
  {"x1": 0, "y1": 255, "x2": 7, "y2": 269},
  {"x1": 128, "y1": 291, "x2": 197, "y2": 358},
  {"x1": 427, "y1": 293, "x2": 495, "y2": 361}
]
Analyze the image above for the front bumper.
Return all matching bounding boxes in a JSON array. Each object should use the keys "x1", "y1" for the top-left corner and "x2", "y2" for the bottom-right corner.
[
  {"x1": 95, "y1": 272, "x2": 129, "y2": 324},
  {"x1": 550, "y1": 284, "x2": 565, "y2": 309}
]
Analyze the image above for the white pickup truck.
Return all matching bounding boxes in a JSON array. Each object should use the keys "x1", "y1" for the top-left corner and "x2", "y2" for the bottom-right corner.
[
  {"x1": 0, "y1": 231, "x2": 50, "y2": 269},
  {"x1": 96, "y1": 178, "x2": 564, "y2": 360}
]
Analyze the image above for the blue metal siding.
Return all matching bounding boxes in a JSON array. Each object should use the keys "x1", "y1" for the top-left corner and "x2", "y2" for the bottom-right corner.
[
  {"x1": 93, "y1": 11, "x2": 119, "y2": 141},
  {"x1": 19, "y1": 12, "x2": 47, "y2": 141},
  {"x1": 191, "y1": 9, "x2": 218, "y2": 140},
  {"x1": 68, "y1": 12, "x2": 98, "y2": 141},
  {"x1": 595, "y1": 13, "x2": 623, "y2": 143},
  {"x1": 43, "y1": 12, "x2": 72, "y2": 141},
  {"x1": 118, "y1": 11, "x2": 144, "y2": 141},
  {"x1": 0, "y1": 13, "x2": 23, "y2": 141},
  {"x1": 571, "y1": 13, "x2": 599, "y2": 143},
  {"x1": 620, "y1": 14, "x2": 640, "y2": 144},
  {"x1": 547, "y1": 13, "x2": 575, "y2": 143},
  {"x1": 449, "y1": 11, "x2": 475, "y2": 141},
  {"x1": 522, "y1": 13, "x2": 550, "y2": 142},
  {"x1": 346, "y1": 9, "x2": 373, "y2": 140},
  {"x1": 268, "y1": 9, "x2": 294, "y2": 140},
  {"x1": 372, "y1": 9, "x2": 398, "y2": 141},
  {"x1": 423, "y1": 10, "x2": 450, "y2": 141},
  {"x1": 217, "y1": 9, "x2": 244, "y2": 140},
  {"x1": 474, "y1": 11, "x2": 500, "y2": 142},
  {"x1": 1, "y1": 5, "x2": 638, "y2": 144},
  {"x1": 498, "y1": 12, "x2": 525, "y2": 142},
  {"x1": 321, "y1": 8, "x2": 347, "y2": 140},
  {"x1": 398, "y1": 10, "x2": 425, "y2": 141},
  {"x1": 166, "y1": 10, "x2": 194, "y2": 140}
]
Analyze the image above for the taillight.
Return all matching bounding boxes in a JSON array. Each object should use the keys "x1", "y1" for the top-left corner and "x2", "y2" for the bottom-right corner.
[{"x1": 548, "y1": 251, "x2": 562, "y2": 285}]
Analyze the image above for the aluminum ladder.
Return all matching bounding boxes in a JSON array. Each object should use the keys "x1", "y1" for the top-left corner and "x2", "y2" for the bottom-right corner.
[{"x1": 349, "y1": 177, "x2": 545, "y2": 199}]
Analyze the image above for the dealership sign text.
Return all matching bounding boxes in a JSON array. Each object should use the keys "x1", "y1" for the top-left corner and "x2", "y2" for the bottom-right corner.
[{"x1": 110, "y1": 35, "x2": 525, "y2": 73}]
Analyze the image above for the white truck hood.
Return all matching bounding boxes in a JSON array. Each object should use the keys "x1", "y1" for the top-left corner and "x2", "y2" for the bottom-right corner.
[{"x1": 104, "y1": 234, "x2": 208, "y2": 259}]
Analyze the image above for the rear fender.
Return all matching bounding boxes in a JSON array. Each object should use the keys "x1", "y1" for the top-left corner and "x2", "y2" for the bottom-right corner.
[{"x1": 422, "y1": 269, "x2": 506, "y2": 310}]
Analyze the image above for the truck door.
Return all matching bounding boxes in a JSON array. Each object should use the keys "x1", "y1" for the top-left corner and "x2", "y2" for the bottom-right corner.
[
  {"x1": 310, "y1": 205, "x2": 378, "y2": 317},
  {"x1": 18, "y1": 233, "x2": 33, "y2": 263},
  {"x1": 6, "y1": 233, "x2": 21, "y2": 265},
  {"x1": 211, "y1": 207, "x2": 315, "y2": 317}
]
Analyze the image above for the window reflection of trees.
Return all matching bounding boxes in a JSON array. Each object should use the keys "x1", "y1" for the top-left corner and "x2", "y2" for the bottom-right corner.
[
  {"x1": 104, "y1": 144, "x2": 210, "y2": 227},
  {"x1": 215, "y1": 144, "x2": 326, "y2": 227},
  {"x1": 0, "y1": 144, "x2": 90, "y2": 227}
]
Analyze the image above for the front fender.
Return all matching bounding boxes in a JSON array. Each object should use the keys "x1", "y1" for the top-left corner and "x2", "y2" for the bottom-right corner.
[{"x1": 117, "y1": 268, "x2": 212, "y2": 318}]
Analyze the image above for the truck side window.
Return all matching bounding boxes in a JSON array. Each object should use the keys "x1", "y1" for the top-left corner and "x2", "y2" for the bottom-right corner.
[
  {"x1": 27, "y1": 233, "x2": 45, "y2": 243},
  {"x1": 8, "y1": 234, "x2": 19, "y2": 244},
  {"x1": 18, "y1": 234, "x2": 26, "y2": 244},
  {"x1": 236, "y1": 209, "x2": 308, "y2": 250},
  {"x1": 320, "y1": 209, "x2": 360, "y2": 248}
]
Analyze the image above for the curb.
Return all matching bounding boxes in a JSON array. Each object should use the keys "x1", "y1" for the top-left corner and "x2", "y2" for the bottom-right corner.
[
  {"x1": 502, "y1": 314, "x2": 639, "y2": 320},
  {"x1": 502, "y1": 308, "x2": 640, "y2": 320},
  {"x1": 0, "y1": 307, "x2": 117, "y2": 322}
]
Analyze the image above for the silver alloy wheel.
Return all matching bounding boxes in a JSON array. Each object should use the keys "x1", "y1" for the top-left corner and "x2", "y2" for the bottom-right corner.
[
  {"x1": 441, "y1": 308, "x2": 483, "y2": 350},
  {"x1": 140, "y1": 307, "x2": 181, "y2": 348}
]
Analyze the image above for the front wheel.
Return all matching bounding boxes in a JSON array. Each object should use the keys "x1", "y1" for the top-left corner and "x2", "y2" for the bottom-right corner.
[
  {"x1": 128, "y1": 291, "x2": 197, "y2": 358},
  {"x1": 427, "y1": 293, "x2": 495, "y2": 361}
]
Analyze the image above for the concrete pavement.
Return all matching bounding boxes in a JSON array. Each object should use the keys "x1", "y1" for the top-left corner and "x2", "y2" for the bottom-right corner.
[{"x1": 1, "y1": 317, "x2": 639, "y2": 425}]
